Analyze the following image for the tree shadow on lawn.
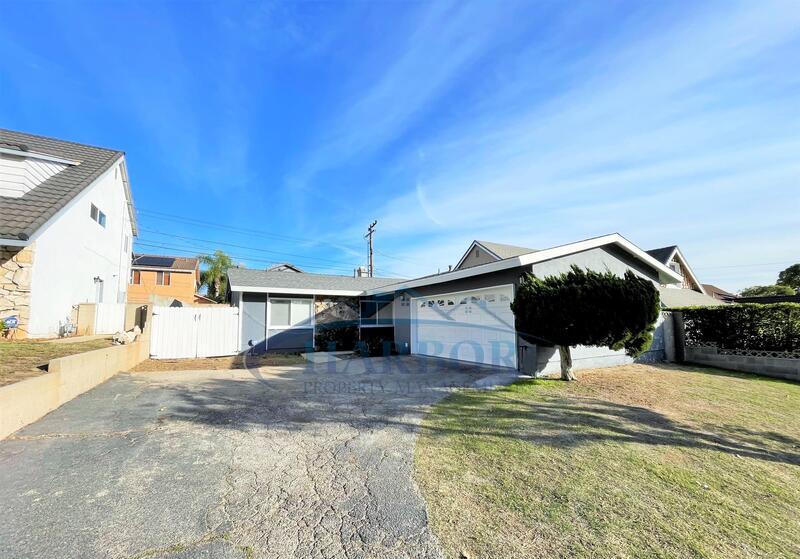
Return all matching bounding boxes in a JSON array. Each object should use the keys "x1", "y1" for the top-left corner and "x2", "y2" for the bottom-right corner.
[{"x1": 148, "y1": 358, "x2": 800, "y2": 467}]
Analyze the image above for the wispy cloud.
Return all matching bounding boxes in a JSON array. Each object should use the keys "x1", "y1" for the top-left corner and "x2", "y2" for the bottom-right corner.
[{"x1": 327, "y1": 0, "x2": 800, "y2": 289}]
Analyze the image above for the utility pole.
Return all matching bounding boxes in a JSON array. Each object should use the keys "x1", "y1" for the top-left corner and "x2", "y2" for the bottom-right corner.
[{"x1": 364, "y1": 220, "x2": 377, "y2": 277}]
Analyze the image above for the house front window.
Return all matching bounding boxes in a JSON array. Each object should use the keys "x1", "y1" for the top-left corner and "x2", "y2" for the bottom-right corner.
[
  {"x1": 130, "y1": 270, "x2": 141, "y2": 285},
  {"x1": 360, "y1": 298, "x2": 393, "y2": 327},
  {"x1": 269, "y1": 298, "x2": 313, "y2": 329}
]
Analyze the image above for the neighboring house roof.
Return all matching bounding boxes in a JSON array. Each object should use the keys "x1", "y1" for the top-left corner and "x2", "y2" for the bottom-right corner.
[
  {"x1": 193, "y1": 293, "x2": 218, "y2": 304},
  {"x1": 0, "y1": 128, "x2": 137, "y2": 241},
  {"x1": 454, "y1": 240, "x2": 536, "y2": 269},
  {"x1": 646, "y1": 246, "x2": 678, "y2": 265},
  {"x1": 366, "y1": 233, "x2": 684, "y2": 295},
  {"x1": 132, "y1": 254, "x2": 199, "y2": 271},
  {"x1": 702, "y1": 284, "x2": 735, "y2": 299},
  {"x1": 228, "y1": 268, "x2": 402, "y2": 296},
  {"x1": 266, "y1": 263, "x2": 304, "y2": 273},
  {"x1": 645, "y1": 245, "x2": 706, "y2": 294},
  {"x1": 656, "y1": 286, "x2": 727, "y2": 308}
]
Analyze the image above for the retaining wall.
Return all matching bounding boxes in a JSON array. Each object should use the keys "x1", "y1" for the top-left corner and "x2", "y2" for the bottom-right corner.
[
  {"x1": 0, "y1": 336, "x2": 150, "y2": 440},
  {"x1": 685, "y1": 346, "x2": 800, "y2": 381}
]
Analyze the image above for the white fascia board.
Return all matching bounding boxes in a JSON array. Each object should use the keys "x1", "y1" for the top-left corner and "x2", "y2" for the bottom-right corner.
[
  {"x1": 0, "y1": 146, "x2": 80, "y2": 166},
  {"x1": 673, "y1": 247, "x2": 706, "y2": 294},
  {"x1": 132, "y1": 266, "x2": 195, "y2": 273},
  {"x1": 0, "y1": 238, "x2": 32, "y2": 247},
  {"x1": 229, "y1": 285, "x2": 365, "y2": 297},
  {"x1": 365, "y1": 233, "x2": 683, "y2": 295}
]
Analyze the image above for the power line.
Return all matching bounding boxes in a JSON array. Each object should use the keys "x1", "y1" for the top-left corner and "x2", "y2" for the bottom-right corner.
[
  {"x1": 138, "y1": 227, "x2": 367, "y2": 268},
  {"x1": 136, "y1": 208, "x2": 416, "y2": 270},
  {"x1": 138, "y1": 208, "x2": 360, "y2": 252},
  {"x1": 134, "y1": 240, "x2": 354, "y2": 273},
  {"x1": 134, "y1": 239, "x2": 406, "y2": 277}
]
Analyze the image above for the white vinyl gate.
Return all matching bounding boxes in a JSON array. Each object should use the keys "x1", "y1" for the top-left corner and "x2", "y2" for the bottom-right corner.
[
  {"x1": 150, "y1": 306, "x2": 240, "y2": 359},
  {"x1": 94, "y1": 303, "x2": 126, "y2": 334}
]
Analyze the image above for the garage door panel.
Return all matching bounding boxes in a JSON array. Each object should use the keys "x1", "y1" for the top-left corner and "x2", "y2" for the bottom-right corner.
[{"x1": 411, "y1": 286, "x2": 517, "y2": 369}]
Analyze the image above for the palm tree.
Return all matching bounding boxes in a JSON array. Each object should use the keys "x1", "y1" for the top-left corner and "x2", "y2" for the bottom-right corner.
[{"x1": 199, "y1": 250, "x2": 233, "y2": 302}]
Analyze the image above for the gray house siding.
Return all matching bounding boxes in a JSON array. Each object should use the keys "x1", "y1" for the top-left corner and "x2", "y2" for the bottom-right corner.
[
  {"x1": 238, "y1": 292, "x2": 314, "y2": 353},
  {"x1": 531, "y1": 245, "x2": 661, "y2": 283},
  {"x1": 458, "y1": 246, "x2": 500, "y2": 270}
]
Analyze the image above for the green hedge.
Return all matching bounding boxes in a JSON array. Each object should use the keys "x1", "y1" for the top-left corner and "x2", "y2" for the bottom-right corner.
[{"x1": 675, "y1": 303, "x2": 800, "y2": 351}]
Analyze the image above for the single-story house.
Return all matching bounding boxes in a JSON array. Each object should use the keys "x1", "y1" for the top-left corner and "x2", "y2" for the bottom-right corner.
[
  {"x1": 0, "y1": 128, "x2": 137, "y2": 337},
  {"x1": 227, "y1": 233, "x2": 689, "y2": 374}
]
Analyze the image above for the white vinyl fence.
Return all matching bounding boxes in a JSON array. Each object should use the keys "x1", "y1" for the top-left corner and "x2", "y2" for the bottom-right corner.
[
  {"x1": 150, "y1": 306, "x2": 240, "y2": 359},
  {"x1": 94, "y1": 303, "x2": 126, "y2": 334}
]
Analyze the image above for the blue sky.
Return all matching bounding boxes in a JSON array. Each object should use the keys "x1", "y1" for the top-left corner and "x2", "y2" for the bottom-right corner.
[{"x1": 1, "y1": 1, "x2": 798, "y2": 291}]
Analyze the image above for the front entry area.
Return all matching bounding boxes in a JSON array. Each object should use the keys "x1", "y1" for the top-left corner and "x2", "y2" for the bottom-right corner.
[{"x1": 411, "y1": 285, "x2": 518, "y2": 369}]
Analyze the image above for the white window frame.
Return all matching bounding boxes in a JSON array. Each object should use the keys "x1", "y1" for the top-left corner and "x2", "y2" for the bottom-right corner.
[
  {"x1": 267, "y1": 297, "x2": 314, "y2": 330},
  {"x1": 360, "y1": 298, "x2": 393, "y2": 328},
  {"x1": 90, "y1": 203, "x2": 107, "y2": 228}
]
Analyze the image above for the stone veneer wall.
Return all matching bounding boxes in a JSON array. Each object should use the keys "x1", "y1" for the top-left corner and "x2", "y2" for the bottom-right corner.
[{"x1": 0, "y1": 244, "x2": 34, "y2": 338}]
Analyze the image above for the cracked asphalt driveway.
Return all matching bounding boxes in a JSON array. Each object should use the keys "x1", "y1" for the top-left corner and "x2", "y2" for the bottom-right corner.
[{"x1": 0, "y1": 356, "x2": 496, "y2": 559}]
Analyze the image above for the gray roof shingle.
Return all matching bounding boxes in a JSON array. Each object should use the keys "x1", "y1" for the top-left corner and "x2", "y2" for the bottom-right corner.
[
  {"x1": 657, "y1": 286, "x2": 726, "y2": 308},
  {"x1": 0, "y1": 128, "x2": 135, "y2": 240},
  {"x1": 646, "y1": 246, "x2": 677, "y2": 265},
  {"x1": 228, "y1": 267, "x2": 402, "y2": 293},
  {"x1": 476, "y1": 240, "x2": 536, "y2": 259}
]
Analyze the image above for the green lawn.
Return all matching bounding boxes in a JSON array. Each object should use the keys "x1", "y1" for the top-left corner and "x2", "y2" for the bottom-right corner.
[
  {"x1": 0, "y1": 338, "x2": 114, "y2": 387},
  {"x1": 415, "y1": 363, "x2": 800, "y2": 559}
]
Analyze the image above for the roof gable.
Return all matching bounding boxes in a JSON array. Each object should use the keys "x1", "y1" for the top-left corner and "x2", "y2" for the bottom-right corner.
[
  {"x1": 454, "y1": 240, "x2": 536, "y2": 270},
  {"x1": 0, "y1": 128, "x2": 136, "y2": 240}
]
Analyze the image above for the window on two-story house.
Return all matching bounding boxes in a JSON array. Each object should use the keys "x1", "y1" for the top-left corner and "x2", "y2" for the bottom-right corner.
[
  {"x1": 130, "y1": 270, "x2": 141, "y2": 285},
  {"x1": 90, "y1": 203, "x2": 106, "y2": 227},
  {"x1": 156, "y1": 271, "x2": 171, "y2": 286}
]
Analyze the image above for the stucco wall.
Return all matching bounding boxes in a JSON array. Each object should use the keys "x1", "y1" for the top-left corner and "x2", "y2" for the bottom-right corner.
[
  {"x1": 532, "y1": 245, "x2": 661, "y2": 283},
  {"x1": 26, "y1": 161, "x2": 133, "y2": 337},
  {"x1": 0, "y1": 244, "x2": 35, "y2": 337}
]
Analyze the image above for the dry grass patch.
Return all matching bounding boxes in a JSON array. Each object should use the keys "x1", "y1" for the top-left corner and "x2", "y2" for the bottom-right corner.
[
  {"x1": 0, "y1": 338, "x2": 114, "y2": 387},
  {"x1": 132, "y1": 352, "x2": 305, "y2": 372},
  {"x1": 415, "y1": 363, "x2": 800, "y2": 559}
]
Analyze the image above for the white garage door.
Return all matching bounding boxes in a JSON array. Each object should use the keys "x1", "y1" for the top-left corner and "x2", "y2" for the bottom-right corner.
[{"x1": 411, "y1": 285, "x2": 517, "y2": 369}]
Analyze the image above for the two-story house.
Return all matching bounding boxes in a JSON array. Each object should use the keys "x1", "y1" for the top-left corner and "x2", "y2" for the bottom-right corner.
[
  {"x1": 128, "y1": 254, "x2": 205, "y2": 306},
  {"x1": 0, "y1": 128, "x2": 137, "y2": 338}
]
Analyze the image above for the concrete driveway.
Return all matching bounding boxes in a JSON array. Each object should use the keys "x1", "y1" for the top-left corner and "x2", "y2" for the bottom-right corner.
[{"x1": 0, "y1": 356, "x2": 499, "y2": 559}]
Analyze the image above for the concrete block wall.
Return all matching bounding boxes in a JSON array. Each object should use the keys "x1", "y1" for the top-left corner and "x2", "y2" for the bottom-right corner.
[{"x1": 685, "y1": 346, "x2": 800, "y2": 381}]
